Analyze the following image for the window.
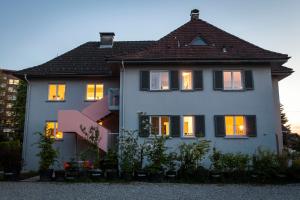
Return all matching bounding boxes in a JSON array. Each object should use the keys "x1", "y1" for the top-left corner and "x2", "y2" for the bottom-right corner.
[
  {"x1": 183, "y1": 116, "x2": 194, "y2": 137},
  {"x1": 45, "y1": 121, "x2": 63, "y2": 139},
  {"x1": 6, "y1": 103, "x2": 12, "y2": 108},
  {"x1": 225, "y1": 116, "x2": 246, "y2": 136},
  {"x1": 223, "y1": 71, "x2": 243, "y2": 90},
  {"x1": 9, "y1": 79, "x2": 19, "y2": 85},
  {"x1": 48, "y1": 84, "x2": 66, "y2": 101},
  {"x1": 86, "y1": 84, "x2": 104, "y2": 101},
  {"x1": 181, "y1": 71, "x2": 192, "y2": 90},
  {"x1": 150, "y1": 71, "x2": 169, "y2": 90},
  {"x1": 8, "y1": 87, "x2": 15, "y2": 92},
  {"x1": 191, "y1": 36, "x2": 207, "y2": 45},
  {"x1": 150, "y1": 116, "x2": 170, "y2": 136}
]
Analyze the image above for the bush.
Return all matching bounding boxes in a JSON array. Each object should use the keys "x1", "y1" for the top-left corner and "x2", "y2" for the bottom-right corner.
[
  {"x1": 119, "y1": 130, "x2": 140, "y2": 175},
  {"x1": 35, "y1": 131, "x2": 58, "y2": 171},
  {"x1": 252, "y1": 148, "x2": 279, "y2": 182},
  {"x1": 177, "y1": 140, "x2": 210, "y2": 180},
  {"x1": 144, "y1": 135, "x2": 169, "y2": 175},
  {"x1": 0, "y1": 140, "x2": 22, "y2": 173}
]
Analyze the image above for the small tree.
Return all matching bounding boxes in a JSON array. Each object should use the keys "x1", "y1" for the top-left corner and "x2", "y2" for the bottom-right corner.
[
  {"x1": 119, "y1": 129, "x2": 140, "y2": 175},
  {"x1": 36, "y1": 130, "x2": 58, "y2": 171},
  {"x1": 177, "y1": 140, "x2": 210, "y2": 172}
]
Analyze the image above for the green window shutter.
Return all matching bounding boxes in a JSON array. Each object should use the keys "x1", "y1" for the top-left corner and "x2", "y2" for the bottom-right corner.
[
  {"x1": 193, "y1": 71, "x2": 203, "y2": 90},
  {"x1": 139, "y1": 115, "x2": 150, "y2": 137},
  {"x1": 213, "y1": 71, "x2": 223, "y2": 90},
  {"x1": 140, "y1": 71, "x2": 149, "y2": 91},
  {"x1": 214, "y1": 115, "x2": 225, "y2": 137},
  {"x1": 170, "y1": 71, "x2": 179, "y2": 90},
  {"x1": 244, "y1": 70, "x2": 254, "y2": 90},
  {"x1": 170, "y1": 116, "x2": 180, "y2": 137},
  {"x1": 195, "y1": 115, "x2": 205, "y2": 137},
  {"x1": 246, "y1": 115, "x2": 257, "y2": 137}
]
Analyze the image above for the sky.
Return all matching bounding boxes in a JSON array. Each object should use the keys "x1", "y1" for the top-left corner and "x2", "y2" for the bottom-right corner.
[{"x1": 0, "y1": 0, "x2": 299, "y2": 133}]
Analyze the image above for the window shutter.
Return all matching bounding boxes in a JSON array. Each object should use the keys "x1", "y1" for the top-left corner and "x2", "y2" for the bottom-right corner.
[
  {"x1": 193, "y1": 71, "x2": 203, "y2": 90},
  {"x1": 140, "y1": 71, "x2": 149, "y2": 91},
  {"x1": 170, "y1": 116, "x2": 180, "y2": 137},
  {"x1": 213, "y1": 71, "x2": 223, "y2": 90},
  {"x1": 246, "y1": 115, "x2": 257, "y2": 137},
  {"x1": 214, "y1": 115, "x2": 225, "y2": 137},
  {"x1": 170, "y1": 71, "x2": 179, "y2": 90},
  {"x1": 139, "y1": 115, "x2": 150, "y2": 137},
  {"x1": 195, "y1": 115, "x2": 205, "y2": 137},
  {"x1": 244, "y1": 70, "x2": 254, "y2": 90}
]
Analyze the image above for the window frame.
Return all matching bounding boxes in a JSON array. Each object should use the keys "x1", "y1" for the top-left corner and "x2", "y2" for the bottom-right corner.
[
  {"x1": 45, "y1": 121, "x2": 63, "y2": 140},
  {"x1": 85, "y1": 83, "x2": 104, "y2": 101},
  {"x1": 47, "y1": 83, "x2": 66, "y2": 102},
  {"x1": 149, "y1": 70, "x2": 170, "y2": 91},
  {"x1": 223, "y1": 70, "x2": 244, "y2": 91},
  {"x1": 182, "y1": 115, "x2": 195, "y2": 138},
  {"x1": 181, "y1": 70, "x2": 193, "y2": 91},
  {"x1": 149, "y1": 115, "x2": 170, "y2": 136},
  {"x1": 224, "y1": 115, "x2": 247, "y2": 137}
]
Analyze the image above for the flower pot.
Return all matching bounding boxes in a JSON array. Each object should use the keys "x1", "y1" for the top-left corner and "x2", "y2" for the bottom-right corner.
[
  {"x1": 89, "y1": 169, "x2": 104, "y2": 180},
  {"x1": 165, "y1": 170, "x2": 177, "y2": 181},
  {"x1": 105, "y1": 169, "x2": 118, "y2": 180},
  {"x1": 39, "y1": 169, "x2": 53, "y2": 181},
  {"x1": 54, "y1": 170, "x2": 65, "y2": 181},
  {"x1": 65, "y1": 169, "x2": 79, "y2": 180},
  {"x1": 3, "y1": 171, "x2": 19, "y2": 181}
]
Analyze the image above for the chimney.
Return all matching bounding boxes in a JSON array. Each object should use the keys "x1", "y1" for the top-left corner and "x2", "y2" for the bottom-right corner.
[
  {"x1": 99, "y1": 32, "x2": 115, "y2": 48},
  {"x1": 190, "y1": 9, "x2": 199, "y2": 20}
]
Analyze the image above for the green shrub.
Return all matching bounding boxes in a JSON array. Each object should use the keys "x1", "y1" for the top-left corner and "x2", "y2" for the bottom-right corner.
[
  {"x1": 119, "y1": 129, "x2": 140, "y2": 174},
  {"x1": 35, "y1": 131, "x2": 58, "y2": 171},
  {"x1": 252, "y1": 148, "x2": 279, "y2": 181},
  {"x1": 145, "y1": 135, "x2": 169, "y2": 174},
  {"x1": 177, "y1": 140, "x2": 210, "y2": 178}
]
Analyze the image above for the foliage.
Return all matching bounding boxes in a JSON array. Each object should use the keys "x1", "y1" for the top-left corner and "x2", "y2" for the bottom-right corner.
[
  {"x1": 145, "y1": 135, "x2": 169, "y2": 174},
  {"x1": 80, "y1": 125, "x2": 101, "y2": 168},
  {"x1": 0, "y1": 140, "x2": 22, "y2": 172},
  {"x1": 177, "y1": 140, "x2": 210, "y2": 172},
  {"x1": 35, "y1": 131, "x2": 58, "y2": 171},
  {"x1": 103, "y1": 148, "x2": 118, "y2": 169},
  {"x1": 280, "y1": 104, "x2": 291, "y2": 134},
  {"x1": 12, "y1": 80, "x2": 27, "y2": 141},
  {"x1": 210, "y1": 148, "x2": 250, "y2": 173},
  {"x1": 252, "y1": 148, "x2": 279, "y2": 181},
  {"x1": 166, "y1": 152, "x2": 177, "y2": 172},
  {"x1": 119, "y1": 129, "x2": 140, "y2": 174}
]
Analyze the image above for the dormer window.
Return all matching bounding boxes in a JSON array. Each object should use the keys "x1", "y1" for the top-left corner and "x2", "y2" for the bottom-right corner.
[{"x1": 191, "y1": 36, "x2": 207, "y2": 46}]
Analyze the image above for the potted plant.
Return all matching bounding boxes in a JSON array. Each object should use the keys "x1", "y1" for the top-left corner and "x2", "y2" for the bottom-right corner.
[
  {"x1": 134, "y1": 142, "x2": 148, "y2": 181},
  {"x1": 165, "y1": 152, "x2": 177, "y2": 181},
  {"x1": 209, "y1": 148, "x2": 223, "y2": 182},
  {"x1": 103, "y1": 149, "x2": 118, "y2": 179},
  {"x1": 35, "y1": 131, "x2": 58, "y2": 181}
]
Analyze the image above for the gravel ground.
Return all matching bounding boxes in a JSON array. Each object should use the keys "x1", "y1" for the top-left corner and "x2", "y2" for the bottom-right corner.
[{"x1": 0, "y1": 182, "x2": 300, "y2": 200}]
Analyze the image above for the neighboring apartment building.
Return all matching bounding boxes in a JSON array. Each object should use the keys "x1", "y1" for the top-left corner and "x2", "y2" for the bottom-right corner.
[
  {"x1": 17, "y1": 10, "x2": 293, "y2": 171},
  {"x1": 0, "y1": 69, "x2": 20, "y2": 139}
]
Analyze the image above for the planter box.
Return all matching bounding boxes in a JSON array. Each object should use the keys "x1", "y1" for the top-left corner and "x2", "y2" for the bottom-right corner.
[
  {"x1": 39, "y1": 169, "x2": 53, "y2": 181},
  {"x1": 134, "y1": 170, "x2": 148, "y2": 181},
  {"x1": 89, "y1": 169, "x2": 104, "y2": 180},
  {"x1": 54, "y1": 170, "x2": 65, "y2": 181}
]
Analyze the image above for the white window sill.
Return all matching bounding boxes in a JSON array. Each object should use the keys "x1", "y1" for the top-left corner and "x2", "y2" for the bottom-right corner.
[
  {"x1": 181, "y1": 135, "x2": 196, "y2": 139},
  {"x1": 224, "y1": 136, "x2": 248, "y2": 139}
]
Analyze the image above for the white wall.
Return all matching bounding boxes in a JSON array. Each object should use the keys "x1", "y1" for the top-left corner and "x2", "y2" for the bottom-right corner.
[
  {"x1": 23, "y1": 77, "x2": 119, "y2": 171},
  {"x1": 121, "y1": 66, "x2": 279, "y2": 160}
]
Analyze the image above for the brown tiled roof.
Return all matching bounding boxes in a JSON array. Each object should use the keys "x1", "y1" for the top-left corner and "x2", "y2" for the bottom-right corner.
[
  {"x1": 17, "y1": 41, "x2": 154, "y2": 76},
  {"x1": 113, "y1": 19, "x2": 289, "y2": 61}
]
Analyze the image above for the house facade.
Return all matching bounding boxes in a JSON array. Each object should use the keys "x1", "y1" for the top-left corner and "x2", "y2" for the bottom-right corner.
[{"x1": 17, "y1": 10, "x2": 293, "y2": 171}]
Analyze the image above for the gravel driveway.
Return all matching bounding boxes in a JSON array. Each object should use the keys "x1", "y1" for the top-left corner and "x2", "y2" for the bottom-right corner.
[{"x1": 0, "y1": 182, "x2": 299, "y2": 200}]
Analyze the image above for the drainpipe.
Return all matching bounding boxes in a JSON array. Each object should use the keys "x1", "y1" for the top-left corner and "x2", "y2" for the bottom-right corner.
[
  {"x1": 120, "y1": 60, "x2": 125, "y2": 135},
  {"x1": 22, "y1": 74, "x2": 31, "y2": 171}
]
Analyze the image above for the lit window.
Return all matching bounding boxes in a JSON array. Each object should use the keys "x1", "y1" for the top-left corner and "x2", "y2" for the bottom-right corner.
[
  {"x1": 183, "y1": 116, "x2": 194, "y2": 137},
  {"x1": 150, "y1": 71, "x2": 169, "y2": 90},
  {"x1": 150, "y1": 116, "x2": 169, "y2": 136},
  {"x1": 223, "y1": 71, "x2": 242, "y2": 90},
  {"x1": 225, "y1": 116, "x2": 246, "y2": 136},
  {"x1": 9, "y1": 79, "x2": 14, "y2": 84},
  {"x1": 48, "y1": 84, "x2": 66, "y2": 101},
  {"x1": 45, "y1": 122, "x2": 63, "y2": 139},
  {"x1": 86, "y1": 84, "x2": 103, "y2": 100},
  {"x1": 181, "y1": 71, "x2": 192, "y2": 90}
]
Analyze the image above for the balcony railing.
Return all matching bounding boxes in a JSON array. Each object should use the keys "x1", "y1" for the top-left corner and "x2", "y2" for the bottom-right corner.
[{"x1": 108, "y1": 88, "x2": 119, "y2": 110}]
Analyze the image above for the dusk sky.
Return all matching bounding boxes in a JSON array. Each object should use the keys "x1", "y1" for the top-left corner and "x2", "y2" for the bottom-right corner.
[{"x1": 0, "y1": 0, "x2": 299, "y2": 133}]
